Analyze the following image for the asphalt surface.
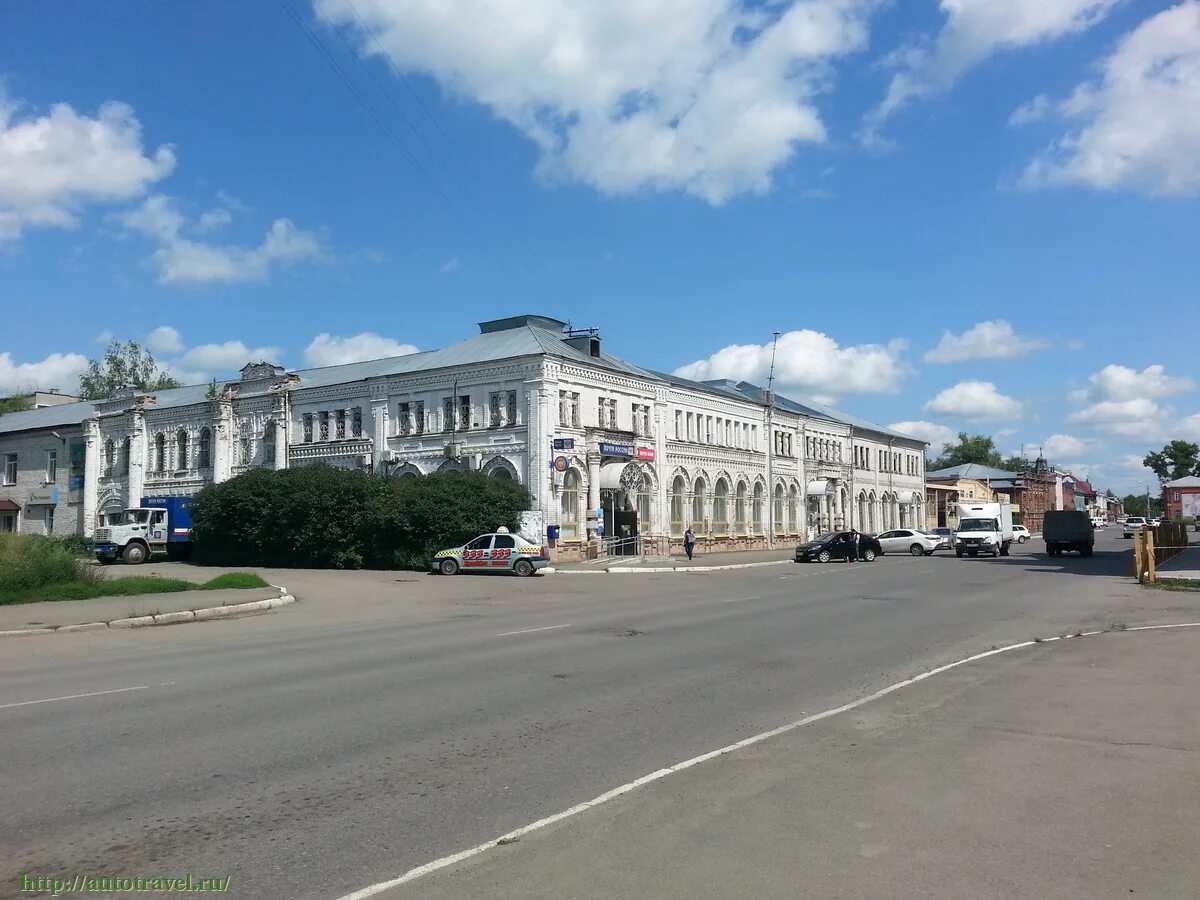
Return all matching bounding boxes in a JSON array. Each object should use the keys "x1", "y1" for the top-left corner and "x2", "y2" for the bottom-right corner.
[{"x1": 1, "y1": 530, "x2": 1194, "y2": 899}]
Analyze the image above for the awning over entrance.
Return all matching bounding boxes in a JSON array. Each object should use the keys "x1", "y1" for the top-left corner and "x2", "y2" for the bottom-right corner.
[
  {"x1": 600, "y1": 462, "x2": 630, "y2": 491},
  {"x1": 806, "y1": 479, "x2": 834, "y2": 497},
  {"x1": 0, "y1": 499, "x2": 21, "y2": 512}
]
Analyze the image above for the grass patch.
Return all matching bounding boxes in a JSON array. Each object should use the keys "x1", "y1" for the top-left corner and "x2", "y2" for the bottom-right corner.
[
  {"x1": 1145, "y1": 578, "x2": 1200, "y2": 593},
  {"x1": 0, "y1": 572, "x2": 269, "y2": 605}
]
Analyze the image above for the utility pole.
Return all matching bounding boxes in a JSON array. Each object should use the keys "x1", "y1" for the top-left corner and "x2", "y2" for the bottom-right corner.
[{"x1": 765, "y1": 332, "x2": 780, "y2": 549}]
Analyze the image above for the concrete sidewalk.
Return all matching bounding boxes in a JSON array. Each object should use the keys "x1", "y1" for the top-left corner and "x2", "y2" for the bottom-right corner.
[
  {"x1": 0, "y1": 586, "x2": 281, "y2": 631},
  {"x1": 1157, "y1": 545, "x2": 1200, "y2": 581},
  {"x1": 556, "y1": 546, "x2": 796, "y2": 572},
  {"x1": 375, "y1": 627, "x2": 1200, "y2": 900}
]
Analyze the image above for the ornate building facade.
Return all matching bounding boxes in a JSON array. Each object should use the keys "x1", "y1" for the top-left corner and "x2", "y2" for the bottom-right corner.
[{"x1": 0, "y1": 315, "x2": 927, "y2": 553}]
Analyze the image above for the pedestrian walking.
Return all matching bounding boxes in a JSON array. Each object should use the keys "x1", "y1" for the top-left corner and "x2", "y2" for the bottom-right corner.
[
  {"x1": 684, "y1": 526, "x2": 696, "y2": 561},
  {"x1": 851, "y1": 529, "x2": 861, "y2": 563}
]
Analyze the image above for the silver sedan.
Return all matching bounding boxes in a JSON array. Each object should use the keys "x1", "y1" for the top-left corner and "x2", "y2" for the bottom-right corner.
[{"x1": 875, "y1": 529, "x2": 940, "y2": 556}]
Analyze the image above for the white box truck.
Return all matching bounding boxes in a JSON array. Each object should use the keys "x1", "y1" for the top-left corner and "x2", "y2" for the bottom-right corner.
[{"x1": 954, "y1": 502, "x2": 1014, "y2": 558}]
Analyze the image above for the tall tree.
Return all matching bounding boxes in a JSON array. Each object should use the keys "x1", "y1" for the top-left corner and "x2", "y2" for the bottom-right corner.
[
  {"x1": 78, "y1": 340, "x2": 181, "y2": 400},
  {"x1": 1122, "y1": 493, "x2": 1162, "y2": 517},
  {"x1": 1143, "y1": 440, "x2": 1200, "y2": 484},
  {"x1": 0, "y1": 394, "x2": 34, "y2": 415},
  {"x1": 929, "y1": 432, "x2": 1003, "y2": 471}
]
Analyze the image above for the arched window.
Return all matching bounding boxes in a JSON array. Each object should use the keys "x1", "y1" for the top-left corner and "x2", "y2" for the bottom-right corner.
[
  {"x1": 263, "y1": 422, "x2": 276, "y2": 465},
  {"x1": 752, "y1": 482, "x2": 765, "y2": 534},
  {"x1": 176, "y1": 430, "x2": 188, "y2": 470},
  {"x1": 788, "y1": 484, "x2": 799, "y2": 534},
  {"x1": 560, "y1": 468, "x2": 581, "y2": 540},
  {"x1": 491, "y1": 467, "x2": 512, "y2": 479},
  {"x1": 670, "y1": 476, "x2": 686, "y2": 537},
  {"x1": 103, "y1": 439, "x2": 114, "y2": 477},
  {"x1": 713, "y1": 479, "x2": 729, "y2": 536},
  {"x1": 735, "y1": 482, "x2": 748, "y2": 535},
  {"x1": 155, "y1": 433, "x2": 166, "y2": 472},
  {"x1": 121, "y1": 437, "x2": 131, "y2": 475},
  {"x1": 636, "y1": 473, "x2": 653, "y2": 535},
  {"x1": 774, "y1": 484, "x2": 785, "y2": 535},
  {"x1": 692, "y1": 478, "x2": 706, "y2": 532},
  {"x1": 198, "y1": 428, "x2": 211, "y2": 469}
]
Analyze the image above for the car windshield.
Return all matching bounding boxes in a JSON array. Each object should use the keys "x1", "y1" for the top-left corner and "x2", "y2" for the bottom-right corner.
[
  {"x1": 122, "y1": 510, "x2": 150, "y2": 524},
  {"x1": 812, "y1": 533, "x2": 840, "y2": 543},
  {"x1": 959, "y1": 518, "x2": 997, "y2": 532}
]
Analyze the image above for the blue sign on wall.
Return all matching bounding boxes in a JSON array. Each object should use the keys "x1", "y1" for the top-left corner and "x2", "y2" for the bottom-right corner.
[
  {"x1": 599, "y1": 442, "x2": 632, "y2": 457},
  {"x1": 552, "y1": 438, "x2": 575, "y2": 450}
]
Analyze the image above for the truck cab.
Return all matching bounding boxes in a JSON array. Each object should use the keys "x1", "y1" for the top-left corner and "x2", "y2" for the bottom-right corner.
[
  {"x1": 90, "y1": 496, "x2": 193, "y2": 564},
  {"x1": 953, "y1": 502, "x2": 1014, "y2": 558}
]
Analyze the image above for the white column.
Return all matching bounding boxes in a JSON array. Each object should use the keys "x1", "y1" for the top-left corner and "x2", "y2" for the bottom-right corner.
[
  {"x1": 370, "y1": 398, "x2": 388, "y2": 473},
  {"x1": 82, "y1": 417, "x2": 100, "y2": 537},
  {"x1": 834, "y1": 486, "x2": 844, "y2": 529},
  {"x1": 212, "y1": 399, "x2": 234, "y2": 484},
  {"x1": 127, "y1": 409, "x2": 146, "y2": 506}
]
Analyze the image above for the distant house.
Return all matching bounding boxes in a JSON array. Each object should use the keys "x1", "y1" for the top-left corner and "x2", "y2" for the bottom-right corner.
[{"x1": 1163, "y1": 476, "x2": 1200, "y2": 521}]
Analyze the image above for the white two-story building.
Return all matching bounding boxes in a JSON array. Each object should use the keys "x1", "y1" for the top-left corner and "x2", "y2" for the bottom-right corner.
[{"x1": 0, "y1": 315, "x2": 927, "y2": 555}]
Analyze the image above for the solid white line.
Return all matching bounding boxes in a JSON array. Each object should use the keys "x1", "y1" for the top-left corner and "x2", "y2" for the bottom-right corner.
[
  {"x1": 722, "y1": 596, "x2": 759, "y2": 603},
  {"x1": 0, "y1": 685, "x2": 150, "y2": 711},
  {"x1": 334, "y1": 621, "x2": 1200, "y2": 900},
  {"x1": 496, "y1": 624, "x2": 571, "y2": 637}
]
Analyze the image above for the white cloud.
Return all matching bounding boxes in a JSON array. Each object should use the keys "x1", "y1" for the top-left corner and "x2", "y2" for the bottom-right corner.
[
  {"x1": 146, "y1": 325, "x2": 184, "y2": 355},
  {"x1": 303, "y1": 333, "x2": 420, "y2": 367},
  {"x1": 675, "y1": 329, "x2": 910, "y2": 396},
  {"x1": 923, "y1": 380, "x2": 1023, "y2": 420},
  {"x1": 318, "y1": 0, "x2": 878, "y2": 204},
  {"x1": 1080, "y1": 363, "x2": 1196, "y2": 403},
  {"x1": 178, "y1": 341, "x2": 283, "y2": 373},
  {"x1": 1067, "y1": 397, "x2": 1168, "y2": 438},
  {"x1": 0, "y1": 351, "x2": 89, "y2": 394},
  {"x1": 888, "y1": 419, "x2": 957, "y2": 448},
  {"x1": 119, "y1": 194, "x2": 322, "y2": 285},
  {"x1": 1179, "y1": 414, "x2": 1200, "y2": 440},
  {"x1": 864, "y1": 0, "x2": 1119, "y2": 142},
  {"x1": 439, "y1": 256, "x2": 462, "y2": 274},
  {"x1": 1041, "y1": 433, "x2": 1096, "y2": 458},
  {"x1": 0, "y1": 98, "x2": 174, "y2": 243},
  {"x1": 924, "y1": 319, "x2": 1048, "y2": 364},
  {"x1": 94, "y1": 329, "x2": 115, "y2": 345},
  {"x1": 195, "y1": 207, "x2": 233, "y2": 234},
  {"x1": 1008, "y1": 92, "x2": 1051, "y2": 126},
  {"x1": 1019, "y1": 2, "x2": 1200, "y2": 197}
]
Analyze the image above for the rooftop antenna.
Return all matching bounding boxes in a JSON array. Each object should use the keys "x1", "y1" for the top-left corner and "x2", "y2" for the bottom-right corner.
[{"x1": 766, "y1": 331, "x2": 781, "y2": 403}]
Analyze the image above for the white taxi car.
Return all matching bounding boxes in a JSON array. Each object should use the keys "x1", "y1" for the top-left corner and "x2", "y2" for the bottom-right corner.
[{"x1": 432, "y1": 528, "x2": 550, "y2": 577}]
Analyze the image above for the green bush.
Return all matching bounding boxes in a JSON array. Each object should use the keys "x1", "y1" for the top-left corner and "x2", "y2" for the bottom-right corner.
[
  {"x1": 191, "y1": 466, "x2": 530, "y2": 570},
  {"x1": 201, "y1": 572, "x2": 270, "y2": 590},
  {"x1": 0, "y1": 532, "x2": 99, "y2": 593}
]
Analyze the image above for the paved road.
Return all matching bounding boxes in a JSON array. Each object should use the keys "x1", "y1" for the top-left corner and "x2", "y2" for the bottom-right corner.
[{"x1": 1, "y1": 530, "x2": 1191, "y2": 899}]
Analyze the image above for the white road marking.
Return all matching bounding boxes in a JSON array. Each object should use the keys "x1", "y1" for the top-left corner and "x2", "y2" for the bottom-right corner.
[
  {"x1": 335, "y1": 621, "x2": 1200, "y2": 900},
  {"x1": 0, "y1": 685, "x2": 150, "y2": 711},
  {"x1": 722, "y1": 596, "x2": 758, "y2": 603},
  {"x1": 496, "y1": 624, "x2": 572, "y2": 637}
]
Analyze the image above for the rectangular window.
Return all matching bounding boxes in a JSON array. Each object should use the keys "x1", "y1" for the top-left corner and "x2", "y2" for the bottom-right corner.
[
  {"x1": 2, "y1": 452, "x2": 15, "y2": 485},
  {"x1": 414, "y1": 401, "x2": 425, "y2": 435},
  {"x1": 705, "y1": 416, "x2": 713, "y2": 444},
  {"x1": 335, "y1": 409, "x2": 347, "y2": 439},
  {"x1": 460, "y1": 395, "x2": 471, "y2": 430},
  {"x1": 751, "y1": 425, "x2": 758, "y2": 451},
  {"x1": 443, "y1": 397, "x2": 455, "y2": 432},
  {"x1": 318, "y1": 411, "x2": 329, "y2": 441},
  {"x1": 560, "y1": 391, "x2": 569, "y2": 427},
  {"x1": 675, "y1": 410, "x2": 682, "y2": 440},
  {"x1": 352, "y1": 408, "x2": 363, "y2": 438},
  {"x1": 490, "y1": 392, "x2": 502, "y2": 427},
  {"x1": 46, "y1": 450, "x2": 57, "y2": 483},
  {"x1": 399, "y1": 402, "x2": 411, "y2": 436},
  {"x1": 303, "y1": 414, "x2": 313, "y2": 443},
  {"x1": 241, "y1": 438, "x2": 252, "y2": 465},
  {"x1": 46, "y1": 506, "x2": 55, "y2": 535},
  {"x1": 507, "y1": 391, "x2": 518, "y2": 426},
  {"x1": 558, "y1": 391, "x2": 580, "y2": 427}
]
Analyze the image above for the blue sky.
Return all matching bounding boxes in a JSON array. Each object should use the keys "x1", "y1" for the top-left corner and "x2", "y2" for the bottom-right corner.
[{"x1": 1, "y1": 0, "x2": 1197, "y2": 494}]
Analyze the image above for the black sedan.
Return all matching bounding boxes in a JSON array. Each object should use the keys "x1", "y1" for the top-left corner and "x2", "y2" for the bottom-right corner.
[{"x1": 795, "y1": 531, "x2": 881, "y2": 563}]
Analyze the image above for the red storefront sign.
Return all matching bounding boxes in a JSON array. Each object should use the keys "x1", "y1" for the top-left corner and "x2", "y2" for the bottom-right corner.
[{"x1": 636, "y1": 447, "x2": 656, "y2": 462}]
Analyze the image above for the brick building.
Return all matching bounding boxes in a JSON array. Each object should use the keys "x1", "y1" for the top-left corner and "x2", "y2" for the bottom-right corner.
[{"x1": 1163, "y1": 476, "x2": 1200, "y2": 521}]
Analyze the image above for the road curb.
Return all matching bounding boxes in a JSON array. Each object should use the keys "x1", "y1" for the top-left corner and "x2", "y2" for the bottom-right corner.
[
  {"x1": 557, "y1": 559, "x2": 793, "y2": 575},
  {"x1": 0, "y1": 587, "x2": 295, "y2": 638}
]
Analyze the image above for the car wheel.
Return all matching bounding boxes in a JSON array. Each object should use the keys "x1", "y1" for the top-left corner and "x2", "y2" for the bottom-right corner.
[
  {"x1": 817, "y1": 550, "x2": 831, "y2": 563},
  {"x1": 861, "y1": 548, "x2": 876, "y2": 562},
  {"x1": 122, "y1": 543, "x2": 147, "y2": 565},
  {"x1": 439, "y1": 558, "x2": 459, "y2": 576},
  {"x1": 993, "y1": 547, "x2": 1001, "y2": 558},
  {"x1": 513, "y1": 558, "x2": 534, "y2": 577},
  {"x1": 955, "y1": 549, "x2": 963, "y2": 558},
  {"x1": 1018, "y1": 535, "x2": 1027, "y2": 543},
  {"x1": 909, "y1": 544, "x2": 925, "y2": 557}
]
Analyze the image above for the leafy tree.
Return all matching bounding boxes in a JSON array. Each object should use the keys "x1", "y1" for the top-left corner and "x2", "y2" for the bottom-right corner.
[
  {"x1": 929, "y1": 432, "x2": 1003, "y2": 471},
  {"x1": 1000, "y1": 455, "x2": 1028, "y2": 473},
  {"x1": 78, "y1": 340, "x2": 181, "y2": 400},
  {"x1": 1143, "y1": 440, "x2": 1200, "y2": 485},
  {"x1": 0, "y1": 394, "x2": 34, "y2": 416},
  {"x1": 1122, "y1": 494, "x2": 1162, "y2": 517}
]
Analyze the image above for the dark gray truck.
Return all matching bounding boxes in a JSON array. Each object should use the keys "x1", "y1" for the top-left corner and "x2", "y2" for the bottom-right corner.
[{"x1": 1043, "y1": 510, "x2": 1095, "y2": 557}]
